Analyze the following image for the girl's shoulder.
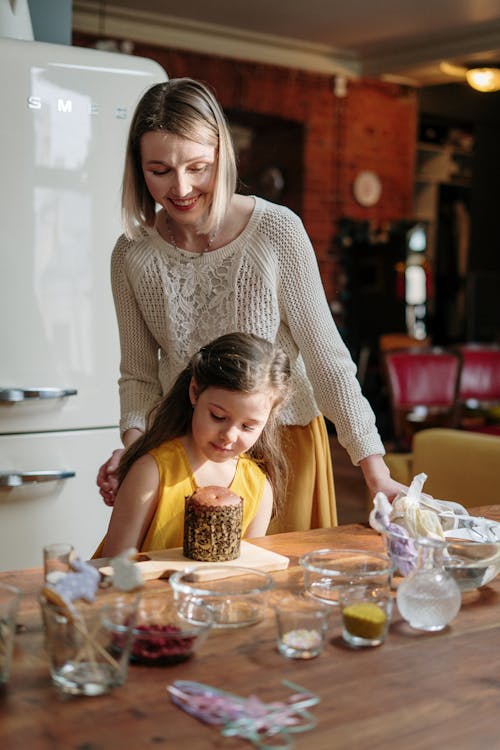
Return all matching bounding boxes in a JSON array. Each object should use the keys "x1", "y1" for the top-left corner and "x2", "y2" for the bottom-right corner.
[
  {"x1": 231, "y1": 455, "x2": 267, "y2": 508},
  {"x1": 122, "y1": 452, "x2": 159, "y2": 490},
  {"x1": 148, "y1": 438, "x2": 192, "y2": 484},
  {"x1": 237, "y1": 453, "x2": 266, "y2": 481}
]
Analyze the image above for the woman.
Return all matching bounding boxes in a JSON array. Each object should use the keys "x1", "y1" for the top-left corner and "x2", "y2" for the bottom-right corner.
[{"x1": 97, "y1": 77, "x2": 403, "y2": 531}]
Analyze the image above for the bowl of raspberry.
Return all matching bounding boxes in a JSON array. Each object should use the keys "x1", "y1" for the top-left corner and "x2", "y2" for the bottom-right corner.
[{"x1": 130, "y1": 593, "x2": 214, "y2": 666}]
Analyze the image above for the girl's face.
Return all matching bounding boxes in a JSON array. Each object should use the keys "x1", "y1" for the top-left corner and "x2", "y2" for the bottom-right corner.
[
  {"x1": 189, "y1": 380, "x2": 275, "y2": 463},
  {"x1": 140, "y1": 130, "x2": 216, "y2": 228}
]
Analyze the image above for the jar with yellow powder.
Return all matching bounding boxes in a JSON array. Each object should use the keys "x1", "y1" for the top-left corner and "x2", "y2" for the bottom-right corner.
[{"x1": 340, "y1": 586, "x2": 393, "y2": 647}]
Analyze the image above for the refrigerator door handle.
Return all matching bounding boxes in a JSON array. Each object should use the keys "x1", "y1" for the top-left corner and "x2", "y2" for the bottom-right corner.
[
  {"x1": 0, "y1": 387, "x2": 77, "y2": 402},
  {"x1": 0, "y1": 470, "x2": 76, "y2": 487}
]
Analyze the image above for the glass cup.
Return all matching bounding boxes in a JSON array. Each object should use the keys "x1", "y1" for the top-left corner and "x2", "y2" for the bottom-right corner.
[
  {"x1": 170, "y1": 566, "x2": 273, "y2": 629},
  {"x1": 340, "y1": 585, "x2": 393, "y2": 648},
  {"x1": 274, "y1": 594, "x2": 330, "y2": 659},
  {"x1": 300, "y1": 548, "x2": 394, "y2": 606},
  {"x1": 0, "y1": 583, "x2": 22, "y2": 685},
  {"x1": 43, "y1": 543, "x2": 74, "y2": 584},
  {"x1": 40, "y1": 593, "x2": 139, "y2": 696}
]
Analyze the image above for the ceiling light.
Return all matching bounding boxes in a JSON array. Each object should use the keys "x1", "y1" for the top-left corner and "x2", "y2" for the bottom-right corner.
[{"x1": 465, "y1": 66, "x2": 500, "y2": 93}]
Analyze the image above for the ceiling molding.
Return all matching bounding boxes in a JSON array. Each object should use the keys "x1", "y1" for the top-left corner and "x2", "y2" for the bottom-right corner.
[
  {"x1": 72, "y1": 1, "x2": 362, "y2": 78},
  {"x1": 360, "y1": 23, "x2": 500, "y2": 77}
]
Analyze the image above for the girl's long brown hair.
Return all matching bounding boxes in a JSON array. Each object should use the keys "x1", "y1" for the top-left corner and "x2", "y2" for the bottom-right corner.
[{"x1": 118, "y1": 332, "x2": 291, "y2": 516}]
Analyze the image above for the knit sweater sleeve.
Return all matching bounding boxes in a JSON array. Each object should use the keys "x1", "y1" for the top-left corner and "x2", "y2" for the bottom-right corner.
[
  {"x1": 111, "y1": 234, "x2": 163, "y2": 436},
  {"x1": 269, "y1": 206, "x2": 385, "y2": 464}
]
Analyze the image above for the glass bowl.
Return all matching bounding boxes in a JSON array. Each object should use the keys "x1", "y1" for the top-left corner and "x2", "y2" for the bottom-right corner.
[
  {"x1": 443, "y1": 538, "x2": 500, "y2": 591},
  {"x1": 299, "y1": 548, "x2": 394, "y2": 606},
  {"x1": 382, "y1": 526, "x2": 500, "y2": 592},
  {"x1": 130, "y1": 594, "x2": 214, "y2": 666},
  {"x1": 169, "y1": 566, "x2": 274, "y2": 628}
]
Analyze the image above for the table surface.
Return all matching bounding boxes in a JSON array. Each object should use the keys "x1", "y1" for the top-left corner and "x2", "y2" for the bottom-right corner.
[{"x1": 1, "y1": 506, "x2": 499, "y2": 750}]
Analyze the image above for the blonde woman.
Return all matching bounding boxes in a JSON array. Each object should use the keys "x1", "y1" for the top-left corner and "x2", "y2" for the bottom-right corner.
[{"x1": 97, "y1": 78, "x2": 404, "y2": 531}]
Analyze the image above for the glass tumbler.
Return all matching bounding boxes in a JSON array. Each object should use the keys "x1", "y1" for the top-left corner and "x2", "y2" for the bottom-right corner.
[
  {"x1": 274, "y1": 594, "x2": 329, "y2": 659},
  {"x1": 0, "y1": 583, "x2": 22, "y2": 685},
  {"x1": 43, "y1": 543, "x2": 74, "y2": 584},
  {"x1": 340, "y1": 585, "x2": 393, "y2": 647},
  {"x1": 40, "y1": 593, "x2": 139, "y2": 696}
]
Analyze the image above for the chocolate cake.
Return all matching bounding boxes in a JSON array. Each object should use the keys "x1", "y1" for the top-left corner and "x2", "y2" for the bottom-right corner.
[{"x1": 183, "y1": 486, "x2": 243, "y2": 562}]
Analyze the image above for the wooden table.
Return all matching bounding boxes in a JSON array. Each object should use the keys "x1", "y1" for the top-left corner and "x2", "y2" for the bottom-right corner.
[{"x1": 1, "y1": 506, "x2": 499, "y2": 750}]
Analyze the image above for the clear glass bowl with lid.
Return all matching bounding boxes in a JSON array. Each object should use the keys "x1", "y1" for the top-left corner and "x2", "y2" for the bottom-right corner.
[{"x1": 169, "y1": 565, "x2": 274, "y2": 628}]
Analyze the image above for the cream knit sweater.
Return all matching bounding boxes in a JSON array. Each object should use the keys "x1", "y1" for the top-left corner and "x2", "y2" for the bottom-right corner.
[{"x1": 111, "y1": 196, "x2": 384, "y2": 465}]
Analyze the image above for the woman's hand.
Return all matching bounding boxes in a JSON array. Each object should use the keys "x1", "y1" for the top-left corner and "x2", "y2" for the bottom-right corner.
[
  {"x1": 359, "y1": 454, "x2": 407, "y2": 502},
  {"x1": 97, "y1": 428, "x2": 143, "y2": 506},
  {"x1": 96, "y1": 449, "x2": 125, "y2": 506}
]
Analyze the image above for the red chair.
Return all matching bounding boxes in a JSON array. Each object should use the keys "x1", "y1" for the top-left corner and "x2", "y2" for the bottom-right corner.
[
  {"x1": 382, "y1": 347, "x2": 461, "y2": 450},
  {"x1": 455, "y1": 343, "x2": 500, "y2": 435}
]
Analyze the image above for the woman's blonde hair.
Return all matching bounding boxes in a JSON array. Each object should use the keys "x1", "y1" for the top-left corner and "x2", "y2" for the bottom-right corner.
[
  {"x1": 118, "y1": 332, "x2": 291, "y2": 517},
  {"x1": 122, "y1": 78, "x2": 237, "y2": 238}
]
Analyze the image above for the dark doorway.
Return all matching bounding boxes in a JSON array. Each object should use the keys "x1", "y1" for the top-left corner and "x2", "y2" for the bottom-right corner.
[
  {"x1": 433, "y1": 183, "x2": 471, "y2": 344},
  {"x1": 227, "y1": 110, "x2": 304, "y2": 217}
]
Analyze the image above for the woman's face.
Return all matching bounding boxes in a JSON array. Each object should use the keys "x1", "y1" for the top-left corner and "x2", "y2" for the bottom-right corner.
[{"x1": 140, "y1": 130, "x2": 217, "y2": 227}]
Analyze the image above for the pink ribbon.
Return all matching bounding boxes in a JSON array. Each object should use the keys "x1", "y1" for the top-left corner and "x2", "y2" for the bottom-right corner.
[{"x1": 167, "y1": 680, "x2": 319, "y2": 749}]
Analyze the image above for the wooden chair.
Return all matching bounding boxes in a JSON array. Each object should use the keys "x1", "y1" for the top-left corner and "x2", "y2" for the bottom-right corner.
[
  {"x1": 382, "y1": 347, "x2": 461, "y2": 450},
  {"x1": 454, "y1": 343, "x2": 500, "y2": 436}
]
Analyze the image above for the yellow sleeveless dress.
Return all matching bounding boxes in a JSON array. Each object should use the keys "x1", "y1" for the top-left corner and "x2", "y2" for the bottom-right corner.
[{"x1": 133, "y1": 438, "x2": 265, "y2": 552}]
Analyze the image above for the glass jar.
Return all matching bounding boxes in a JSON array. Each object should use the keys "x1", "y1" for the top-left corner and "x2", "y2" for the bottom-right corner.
[{"x1": 396, "y1": 537, "x2": 461, "y2": 631}]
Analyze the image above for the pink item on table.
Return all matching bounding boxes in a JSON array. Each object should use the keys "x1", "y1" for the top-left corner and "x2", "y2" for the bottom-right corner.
[{"x1": 167, "y1": 679, "x2": 319, "y2": 748}]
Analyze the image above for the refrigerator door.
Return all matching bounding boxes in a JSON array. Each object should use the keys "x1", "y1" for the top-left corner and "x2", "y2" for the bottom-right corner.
[
  {"x1": 0, "y1": 38, "x2": 166, "y2": 434},
  {"x1": 0, "y1": 428, "x2": 119, "y2": 570}
]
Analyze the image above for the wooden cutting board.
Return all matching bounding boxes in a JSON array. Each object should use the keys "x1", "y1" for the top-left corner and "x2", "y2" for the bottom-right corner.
[{"x1": 99, "y1": 540, "x2": 289, "y2": 582}]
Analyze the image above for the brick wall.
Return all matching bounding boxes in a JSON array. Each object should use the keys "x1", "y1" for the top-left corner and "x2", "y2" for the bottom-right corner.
[{"x1": 74, "y1": 33, "x2": 418, "y2": 302}]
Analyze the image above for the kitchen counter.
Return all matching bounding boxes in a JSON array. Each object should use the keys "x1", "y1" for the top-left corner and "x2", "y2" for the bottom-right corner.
[{"x1": 1, "y1": 505, "x2": 499, "y2": 749}]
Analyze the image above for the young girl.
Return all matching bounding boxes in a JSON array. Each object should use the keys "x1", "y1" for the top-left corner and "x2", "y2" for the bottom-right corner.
[{"x1": 97, "y1": 332, "x2": 291, "y2": 557}]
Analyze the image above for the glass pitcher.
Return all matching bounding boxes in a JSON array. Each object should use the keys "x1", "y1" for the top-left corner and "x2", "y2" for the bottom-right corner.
[{"x1": 396, "y1": 537, "x2": 461, "y2": 631}]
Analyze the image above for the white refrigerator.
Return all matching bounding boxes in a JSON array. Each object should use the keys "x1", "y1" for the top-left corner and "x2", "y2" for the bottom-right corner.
[{"x1": 0, "y1": 37, "x2": 166, "y2": 570}]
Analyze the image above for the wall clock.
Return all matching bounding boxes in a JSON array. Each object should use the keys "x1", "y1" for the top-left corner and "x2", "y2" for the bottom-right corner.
[{"x1": 352, "y1": 170, "x2": 382, "y2": 207}]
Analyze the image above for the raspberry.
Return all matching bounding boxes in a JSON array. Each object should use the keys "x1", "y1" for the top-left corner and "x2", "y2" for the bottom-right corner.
[{"x1": 130, "y1": 623, "x2": 196, "y2": 665}]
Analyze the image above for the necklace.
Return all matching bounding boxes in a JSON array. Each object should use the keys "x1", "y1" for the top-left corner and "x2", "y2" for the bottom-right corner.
[{"x1": 166, "y1": 217, "x2": 217, "y2": 255}]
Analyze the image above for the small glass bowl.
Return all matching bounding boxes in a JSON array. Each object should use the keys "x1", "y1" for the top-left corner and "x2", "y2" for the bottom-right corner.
[
  {"x1": 130, "y1": 595, "x2": 214, "y2": 666},
  {"x1": 169, "y1": 566, "x2": 274, "y2": 628},
  {"x1": 382, "y1": 527, "x2": 500, "y2": 592},
  {"x1": 443, "y1": 538, "x2": 500, "y2": 591},
  {"x1": 299, "y1": 548, "x2": 394, "y2": 606}
]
